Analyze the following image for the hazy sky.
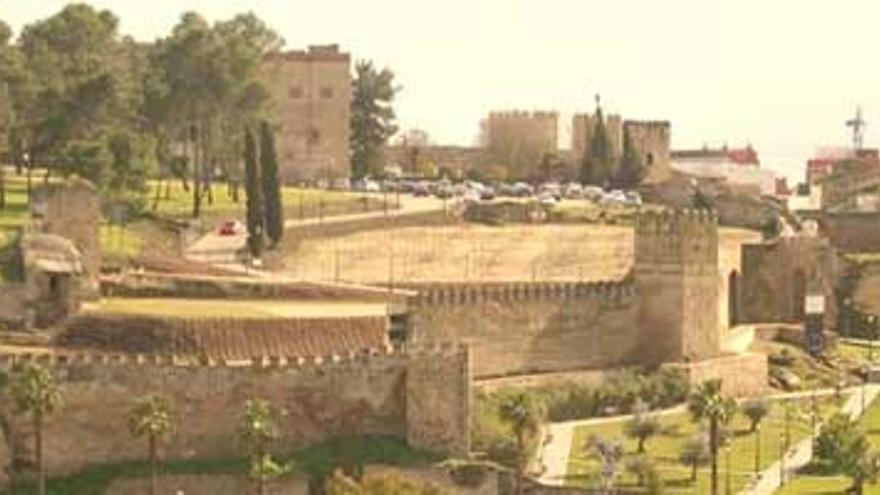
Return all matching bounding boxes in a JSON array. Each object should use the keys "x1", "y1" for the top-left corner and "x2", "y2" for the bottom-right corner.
[{"x1": 3, "y1": 1, "x2": 879, "y2": 182}]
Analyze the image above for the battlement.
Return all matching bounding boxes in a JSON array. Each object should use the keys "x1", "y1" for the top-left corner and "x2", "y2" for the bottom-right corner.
[
  {"x1": 623, "y1": 120, "x2": 671, "y2": 129},
  {"x1": 488, "y1": 110, "x2": 559, "y2": 121},
  {"x1": 408, "y1": 280, "x2": 636, "y2": 306},
  {"x1": 636, "y1": 208, "x2": 718, "y2": 233},
  {"x1": 0, "y1": 342, "x2": 468, "y2": 372}
]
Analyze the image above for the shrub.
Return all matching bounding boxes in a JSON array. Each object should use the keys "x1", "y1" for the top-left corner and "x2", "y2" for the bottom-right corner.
[
  {"x1": 440, "y1": 459, "x2": 492, "y2": 488},
  {"x1": 769, "y1": 348, "x2": 795, "y2": 367}
]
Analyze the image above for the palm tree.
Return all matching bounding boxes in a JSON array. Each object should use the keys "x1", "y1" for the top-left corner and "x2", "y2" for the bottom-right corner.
[
  {"x1": 688, "y1": 379, "x2": 736, "y2": 495},
  {"x1": 11, "y1": 362, "x2": 61, "y2": 495},
  {"x1": 498, "y1": 392, "x2": 543, "y2": 495},
  {"x1": 240, "y1": 399, "x2": 285, "y2": 495},
  {"x1": 128, "y1": 395, "x2": 174, "y2": 495}
]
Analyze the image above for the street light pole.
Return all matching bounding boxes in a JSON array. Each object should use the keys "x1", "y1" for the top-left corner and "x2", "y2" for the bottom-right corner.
[
  {"x1": 754, "y1": 423, "x2": 761, "y2": 475},
  {"x1": 779, "y1": 433, "x2": 786, "y2": 487},
  {"x1": 725, "y1": 445, "x2": 732, "y2": 495}
]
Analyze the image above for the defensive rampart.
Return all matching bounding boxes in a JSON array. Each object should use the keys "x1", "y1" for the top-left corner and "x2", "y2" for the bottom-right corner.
[
  {"x1": 0, "y1": 344, "x2": 471, "y2": 476},
  {"x1": 406, "y1": 281, "x2": 641, "y2": 378}
]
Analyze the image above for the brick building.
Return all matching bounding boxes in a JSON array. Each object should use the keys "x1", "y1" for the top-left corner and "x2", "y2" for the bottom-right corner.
[{"x1": 263, "y1": 45, "x2": 352, "y2": 184}]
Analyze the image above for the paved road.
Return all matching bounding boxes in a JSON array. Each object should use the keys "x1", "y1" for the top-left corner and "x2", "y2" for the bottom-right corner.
[
  {"x1": 537, "y1": 386, "x2": 880, "y2": 491},
  {"x1": 185, "y1": 194, "x2": 445, "y2": 264}
]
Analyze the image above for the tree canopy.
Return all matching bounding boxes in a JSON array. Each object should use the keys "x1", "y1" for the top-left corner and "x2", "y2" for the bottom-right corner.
[{"x1": 350, "y1": 60, "x2": 398, "y2": 179}]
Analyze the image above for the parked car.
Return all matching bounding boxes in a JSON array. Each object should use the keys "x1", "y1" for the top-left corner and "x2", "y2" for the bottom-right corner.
[
  {"x1": 480, "y1": 186, "x2": 496, "y2": 201},
  {"x1": 538, "y1": 192, "x2": 558, "y2": 206},
  {"x1": 512, "y1": 182, "x2": 535, "y2": 197},
  {"x1": 583, "y1": 185, "x2": 605, "y2": 202},
  {"x1": 497, "y1": 183, "x2": 516, "y2": 197},
  {"x1": 599, "y1": 189, "x2": 627, "y2": 207},
  {"x1": 625, "y1": 191, "x2": 643, "y2": 206},
  {"x1": 539, "y1": 182, "x2": 563, "y2": 201},
  {"x1": 564, "y1": 182, "x2": 584, "y2": 199},
  {"x1": 413, "y1": 181, "x2": 431, "y2": 197},
  {"x1": 217, "y1": 219, "x2": 244, "y2": 236}
]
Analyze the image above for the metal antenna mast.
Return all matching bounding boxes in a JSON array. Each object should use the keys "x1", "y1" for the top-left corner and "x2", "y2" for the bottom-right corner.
[{"x1": 846, "y1": 106, "x2": 866, "y2": 151}]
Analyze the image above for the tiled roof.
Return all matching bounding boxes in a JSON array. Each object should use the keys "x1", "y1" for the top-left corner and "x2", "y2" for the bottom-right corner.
[{"x1": 62, "y1": 314, "x2": 390, "y2": 360}]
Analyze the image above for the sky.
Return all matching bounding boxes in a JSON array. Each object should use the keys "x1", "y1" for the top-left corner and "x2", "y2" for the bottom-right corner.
[{"x1": 3, "y1": 1, "x2": 880, "y2": 183}]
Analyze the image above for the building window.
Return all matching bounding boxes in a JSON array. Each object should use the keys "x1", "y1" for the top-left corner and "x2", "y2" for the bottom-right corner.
[
  {"x1": 288, "y1": 86, "x2": 303, "y2": 99},
  {"x1": 320, "y1": 86, "x2": 333, "y2": 99}
]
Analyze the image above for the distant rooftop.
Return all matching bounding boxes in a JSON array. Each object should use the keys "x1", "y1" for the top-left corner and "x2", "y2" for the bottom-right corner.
[{"x1": 671, "y1": 145, "x2": 760, "y2": 166}]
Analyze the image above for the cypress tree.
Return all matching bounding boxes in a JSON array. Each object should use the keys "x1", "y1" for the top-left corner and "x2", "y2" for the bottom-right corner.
[
  {"x1": 589, "y1": 105, "x2": 615, "y2": 186},
  {"x1": 580, "y1": 102, "x2": 615, "y2": 186},
  {"x1": 243, "y1": 127, "x2": 263, "y2": 260},
  {"x1": 259, "y1": 121, "x2": 284, "y2": 247}
]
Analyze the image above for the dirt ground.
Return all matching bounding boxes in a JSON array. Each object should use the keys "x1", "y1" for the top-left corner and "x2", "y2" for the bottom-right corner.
[{"x1": 285, "y1": 224, "x2": 761, "y2": 284}]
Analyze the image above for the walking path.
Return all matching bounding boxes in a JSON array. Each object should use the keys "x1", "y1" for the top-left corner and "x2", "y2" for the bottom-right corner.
[
  {"x1": 537, "y1": 386, "x2": 880, "y2": 491},
  {"x1": 185, "y1": 194, "x2": 444, "y2": 264}
]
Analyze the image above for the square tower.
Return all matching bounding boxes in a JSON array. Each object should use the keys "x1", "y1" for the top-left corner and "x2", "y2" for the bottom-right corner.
[
  {"x1": 263, "y1": 45, "x2": 352, "y2": 184},
  {"x1": 634, "y1": 209, "x2": 720, "y2": 363}
]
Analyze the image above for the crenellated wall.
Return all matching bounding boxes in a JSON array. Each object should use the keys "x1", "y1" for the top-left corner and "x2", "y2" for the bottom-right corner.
[
  {"x1": 406, "y1": 280, "x2": 641, "y2": 378},
  {"x1": 403, "y1": 209, "x2": 729, "y2": 378},
  {"x1": 0, "y1": 344, "x2": 471, "y2": 476}
]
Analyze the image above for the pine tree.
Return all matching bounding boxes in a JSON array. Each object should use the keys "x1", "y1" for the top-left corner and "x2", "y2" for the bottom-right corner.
[
  {"x1": 581, "y1": 102, "x2": 615, "y2": 186},
  {"x1": 615, "y1": 126, "x2": 644, "y2": 189},
  {"x1": 243, "y1": 127, "x2": 264, "y2": 260},
  {"x1": 259, "y1": 121, "x2": 284, "y2": 247}
]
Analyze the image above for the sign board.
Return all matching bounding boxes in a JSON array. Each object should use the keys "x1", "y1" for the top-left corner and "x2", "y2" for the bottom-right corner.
[{"x1": 805, "y1": 294, "x2": 825, "y2": 315}]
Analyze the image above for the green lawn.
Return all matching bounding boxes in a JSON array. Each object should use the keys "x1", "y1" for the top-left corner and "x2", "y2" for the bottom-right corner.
[
  {"x1": 566, "y1": 396, "x2": 842, "y2": 494},
  {"x1": 0, "y1": 168, "x2": 31, "y2": 243},
  {"x1": 3, "y1": 435, "x2": 439, "y2": 495},
  {"x1": 147, "y1": 179, "x2": 382, "y2": 222},
  {"x1": 774, "y1": 389, "x2": 880, "y2": 494}
]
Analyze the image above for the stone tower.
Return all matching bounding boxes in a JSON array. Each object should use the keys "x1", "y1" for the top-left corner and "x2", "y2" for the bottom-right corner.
[
  {"x1": 634, "y1": 209, "x2": 720, "y2": 363},
  {"x1": 623, "y1": 120, "x2": 671, "y2": 182},
  {"x1": 263, "y1": 45, "x2": 352, "y2": 184}
]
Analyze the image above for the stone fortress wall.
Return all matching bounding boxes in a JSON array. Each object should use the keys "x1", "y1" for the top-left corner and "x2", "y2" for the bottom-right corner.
[
  {"x1": 407, "y1": 281, "x2": 640, "y2": 378},
  {"x1": 405, "y1": 209, "x2": 750, "y2": 383},
  {"x1": 0, "y1": 344, "x2": 471, "y2": 476}
]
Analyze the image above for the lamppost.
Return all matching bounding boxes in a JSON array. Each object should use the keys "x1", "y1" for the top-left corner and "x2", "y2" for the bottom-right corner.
[
  {"x1": 754, "y1": 422, "x2": 762, "y2": 475},
  {"x1": 725, "y1": 445, "x2": 732, "y2": 495},
  {"x1": 779, "y1": 432, "x2": 786, "y2": 487}
]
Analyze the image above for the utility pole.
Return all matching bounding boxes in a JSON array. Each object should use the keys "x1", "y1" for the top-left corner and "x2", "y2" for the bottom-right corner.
[{"x1": 846, "y1": 106, "x2": 867, "y2": 151}]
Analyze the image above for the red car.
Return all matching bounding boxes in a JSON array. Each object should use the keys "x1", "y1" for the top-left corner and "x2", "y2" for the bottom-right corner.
[{"x1": 217, "y1": 220, "x2": 243, "y2": 236}]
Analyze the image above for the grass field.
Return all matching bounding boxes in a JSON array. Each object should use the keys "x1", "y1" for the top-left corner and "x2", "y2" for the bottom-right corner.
[
  {"x1": 286, "y1": 223, "x2": 760, "y2": 284},
  {"x1": 85, "y1": 297, "x2": 389, "y2": 319},
  {"x1": 2, "y1": 435, "x2": 437, "y2": 495},
  {"x1": 566, "y1": 396, "x2": 842, "y2": 494},
  {"x1": 147, "y1": 179, "x2": 381, "y2": 222},
  {"x1": 774, "y1": 395, "x2": 880, "y2": 494}
]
